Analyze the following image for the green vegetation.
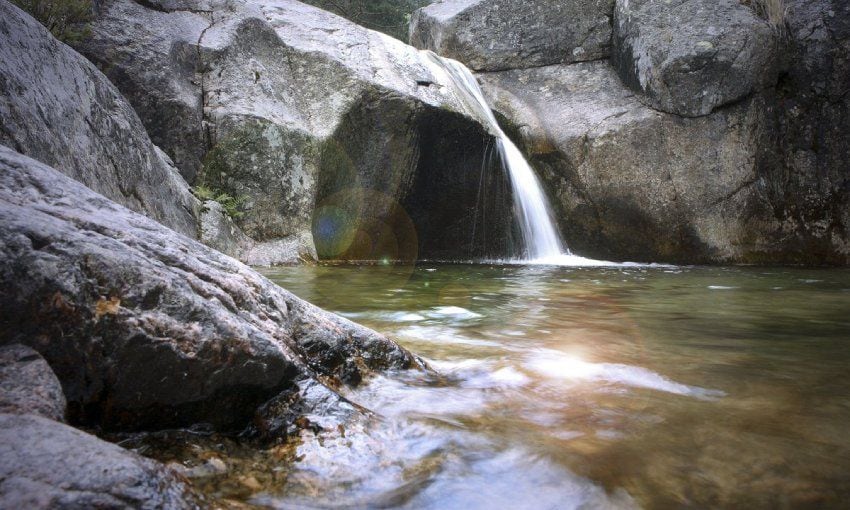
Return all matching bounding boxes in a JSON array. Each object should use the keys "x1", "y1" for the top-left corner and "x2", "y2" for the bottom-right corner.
[
  {"x1": 300, "y1": 0, "x2": 431, "y2": 41},
  {"x1": 12, "y1": 0, "x2": 92, "y2": 43},
  {"x1": 192, "y1": 186, "x2": 248, "y2": 219}
]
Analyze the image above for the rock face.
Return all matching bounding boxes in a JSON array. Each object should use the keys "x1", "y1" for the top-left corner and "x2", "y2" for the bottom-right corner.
[
  {"x1": 76, "y1": 0, "x2": 516, "y2": 263},
  {"x1": 767, "y1": 0, "x2": 850, "y2": 264},
  {"x1": 0, "y1": 413, "x2": 198, "y2": 509},
  {"x1": 410, "y1": 0, "x2": 615, "y2": 71},
  {"x1": 611, "y1": 0, "x2": 783, "y2": 117},
  {"x1": 0, "y1": 146, "x2": 417, "y2": 430},
  {"x1": 0, "y1": 0, "x2": 198, "y2": 239},
  {"x1": 481, "y1": 62, "x2": 774, "y2": 263},
  {"x1": 0, "y1": 345, "x2": 66, "y2": 422},
  {"x1": 479, "y1": 0, "x2": 850, "y2": 264}
]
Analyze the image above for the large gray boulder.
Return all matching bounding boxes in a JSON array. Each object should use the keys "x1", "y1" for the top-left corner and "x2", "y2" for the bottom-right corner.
[
  {"x1": 75, "y1": 0, "x2": 515, "y2": 264},
  {"x1": 480, "y1": 62, "x2": 775, "y2": 263},
  {"x1": 0, "y1": 413, "x2": 198, "y2": 509},
  {"x1": 409, "y1": 0, "x2": 615, "y2": 71},
  {"x1": 0, "y1": 0, "x2": 198, "y2": 238},
  {"x1": 0, "y1": 345, "x2": 66, "y2": 422},
  {"x1": 0, "y1": 145, "x2": 418, "y2": 430},
  {"x1": 611, "y1": 0, "x2": 783, "y2": 117}
]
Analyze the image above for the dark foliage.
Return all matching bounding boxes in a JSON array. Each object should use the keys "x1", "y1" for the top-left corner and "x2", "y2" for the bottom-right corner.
[
  {"x1": 11, "y1": 0, "x2": 93, "y2": 43},
  {"x1": 300, "y1": 0, "x2": 431, "y2": 41}
]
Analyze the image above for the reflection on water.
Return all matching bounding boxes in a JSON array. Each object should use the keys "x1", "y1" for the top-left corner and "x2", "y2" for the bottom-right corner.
[{"x1": 250, "y1": 264, "x2": 850, "y2": 508}]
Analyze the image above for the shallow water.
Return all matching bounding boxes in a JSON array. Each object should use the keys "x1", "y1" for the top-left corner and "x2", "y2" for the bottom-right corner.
[{"x1": 249, "y1": 264, "x2": 850, "y2": 508}]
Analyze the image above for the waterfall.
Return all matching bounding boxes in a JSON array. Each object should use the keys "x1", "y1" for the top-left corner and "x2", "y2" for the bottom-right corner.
[{"x1": 424, "y1": 52, "x2": 606, "y2": 265}]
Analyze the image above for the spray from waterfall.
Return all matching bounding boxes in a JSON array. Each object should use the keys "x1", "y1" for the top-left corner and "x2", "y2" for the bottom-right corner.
[{"x1": 425, "y1": 52, "x2": 607, "y2": 266}]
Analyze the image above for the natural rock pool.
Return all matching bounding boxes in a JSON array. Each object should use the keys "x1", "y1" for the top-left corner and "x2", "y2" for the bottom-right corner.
[{"x1": 142, "y1": 263, "x2": 850, "y2": 508}]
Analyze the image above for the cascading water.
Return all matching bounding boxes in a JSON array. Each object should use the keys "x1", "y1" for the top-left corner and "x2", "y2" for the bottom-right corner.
[{"x1": 424, "y1": 52, "x2": 607, "y2": 266}]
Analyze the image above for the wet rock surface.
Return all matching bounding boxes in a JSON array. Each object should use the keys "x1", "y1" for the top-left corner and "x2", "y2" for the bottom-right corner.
[
  {"x1": 0, "y1": 344, "x2": 66, "y2": 422},
  {"x1": 611, "y1": 0, "x2": 783, "y2": 117},
  {"x1": 76, "y1": 0, "x2": 515, "y2": 262},
  {"x1": 410, "y1": 0, "x2": 615, "y2": 71},
  {"x1": 0, "y1": 413, "x2": 199, "y2": 509},
  {"x1": 0, "y1": 0, "x2": 198, "y2": 238},
  {"x1": 0, "y1": 146, "x2": 417, "y2": 431}
]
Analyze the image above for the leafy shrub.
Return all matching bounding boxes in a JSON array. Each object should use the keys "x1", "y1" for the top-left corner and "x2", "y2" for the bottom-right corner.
[
  {"x1": 192, "y1": 186, "x2": 248, "y2": 220},
  {"x1": 11, "y1": 0, "x2": 93, "y2": 43},
  {"x1": 299, "y1": 0, "x2": 431, "y2": 41}
]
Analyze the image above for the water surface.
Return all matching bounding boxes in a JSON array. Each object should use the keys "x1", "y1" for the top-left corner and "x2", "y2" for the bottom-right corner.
[{"x1": 251, "y1": 264, "x2": 850, "y2": 508}]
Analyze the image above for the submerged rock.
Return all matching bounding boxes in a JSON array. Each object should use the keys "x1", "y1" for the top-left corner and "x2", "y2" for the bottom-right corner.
[
  {"x1": 0, "y1": 0, "x2": 198, "y2": 238},
  {"x1": 611, "y1": 0, "x2": 783, "y2": 117},
  {"x1": 0, "y1": 413, "x2": 199, "y2": 509},
  {"x1": 0, "y1": 345, "x2": 66, "y2": 422},
  {"x1": 76, "y1": 0, "x2": 516, "y2": 262},
  {"x1": 0, "y1": 146, "x2": 417, "y2": 431},
  {"x1": 410, "y1": 0, "x2": 615, "y2": 71}
]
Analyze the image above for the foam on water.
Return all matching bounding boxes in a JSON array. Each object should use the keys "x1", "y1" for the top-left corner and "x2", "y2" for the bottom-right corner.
[
  {"x1": 527, "y1": 350, "x2": 725, "y2": 400},
  {"x1": 428, "y1": 306, "x2": 482, "y2": 319}
]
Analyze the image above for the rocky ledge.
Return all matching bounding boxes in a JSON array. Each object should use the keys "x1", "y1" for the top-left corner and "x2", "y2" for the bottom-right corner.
[{"x1": 0, "y1": 145, "x2": 419, "y2": 431}]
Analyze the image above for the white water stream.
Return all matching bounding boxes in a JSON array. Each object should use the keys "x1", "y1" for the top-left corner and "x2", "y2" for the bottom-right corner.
[{"x1": 425, "y1": 53, "x2": 608, "y2": 266}]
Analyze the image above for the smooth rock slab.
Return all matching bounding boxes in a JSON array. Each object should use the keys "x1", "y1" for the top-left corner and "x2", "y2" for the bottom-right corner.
[
  {"x1": 0, "y1": 413, "x2": 198, "y2": 509},
  {"x1": 0, "y1": 0, "x2": 198, "y2": 238},
  {"x1": 410, "y1": 0, "x2": 615, "y2": 71},
  {"x1": 0, "y1": 146, "x2": 416, "y2": 430},
  {"x1": 0, "y1": 344, "x2": 66, "y2": 422},
  {"x1": 611, "y1": 0, "x2": 783, "y2": 117}
]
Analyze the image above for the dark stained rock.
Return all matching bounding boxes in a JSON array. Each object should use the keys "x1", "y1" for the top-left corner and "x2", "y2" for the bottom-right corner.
[
  {"x1": 75, "y1": 0, "x2": 515, "y2": 263},
  {"x1": 0, "y1": 344, "x2": 66, "y2": 422},
  {"x1": 0, "y1": 0, "x2": 199, "y2": 238},
  {"x1": 410, "y1": 0, "x2": 615, "y2": 71},
  {"x1": 761, "y1": 0, "x2": 850, "y2": 264},
  {"x1": 0, "y1": 413, "x2": 199, "y2": 509},
  {"x1": 611, "y1": 0, "x2": 784, "y2": 117},
  {"x1": 0, "y1": 146, "x2": 418, "y2": 431}
]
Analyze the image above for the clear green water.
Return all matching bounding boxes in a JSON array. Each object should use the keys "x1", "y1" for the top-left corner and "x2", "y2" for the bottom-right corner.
[{"x1": 253, "y1": 263, "x2": 850, "y2": 509}]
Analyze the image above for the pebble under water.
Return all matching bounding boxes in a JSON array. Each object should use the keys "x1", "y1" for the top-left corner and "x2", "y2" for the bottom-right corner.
[{"x1": 152, "y1": 264, "x2": 850, "y2": 508}]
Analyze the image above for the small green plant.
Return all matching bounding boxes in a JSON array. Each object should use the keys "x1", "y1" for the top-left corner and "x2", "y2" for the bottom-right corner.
[
  {"x1": 192, "y1": 185, "x2": 248, "y2": 220},
  {"x1": 12, "y1": 0, "x2": 93, "y2": 44}
]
